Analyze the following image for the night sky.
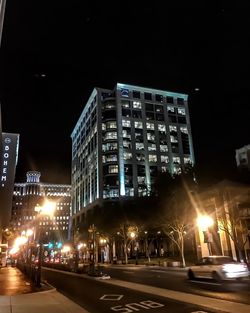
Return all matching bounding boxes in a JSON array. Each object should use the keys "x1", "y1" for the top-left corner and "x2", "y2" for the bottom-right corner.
[{"x1": 0, "y1": 2, "x2": 250, "y2": 185}]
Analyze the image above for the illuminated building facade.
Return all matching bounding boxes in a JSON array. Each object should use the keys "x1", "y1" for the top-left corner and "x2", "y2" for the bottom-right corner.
[
  {"x1": 11, "y1": 171, "x2": 71, "y2": 242},
  {"x1": 235, "y1": 144, "x2": 250, "y2": 172},
  {"x1": 71, "y1": 83, "x2": 195, "y2": 225}
]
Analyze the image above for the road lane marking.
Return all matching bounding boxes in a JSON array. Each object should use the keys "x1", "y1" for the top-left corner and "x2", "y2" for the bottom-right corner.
[
  {"x1": 101, "y1": 278, "x2": 250, "y2": 313},
  {"x1": 100, "y1": 294, "x2": 123, "y2": 301}
]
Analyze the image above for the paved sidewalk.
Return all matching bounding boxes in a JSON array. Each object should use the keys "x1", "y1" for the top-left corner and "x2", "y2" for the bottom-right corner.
[{"x1": 0, "y1": 266, "x2": 89, "y2": 313}]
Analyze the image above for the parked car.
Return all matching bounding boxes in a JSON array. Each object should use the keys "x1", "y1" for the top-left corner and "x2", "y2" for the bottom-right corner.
[{"x1": 187, "y1": 255, "x2": 249, "y2": 282}]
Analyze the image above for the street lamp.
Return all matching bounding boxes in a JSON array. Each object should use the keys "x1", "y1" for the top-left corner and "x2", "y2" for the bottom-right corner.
[
  {"x1": 34, "y1": 200, "x2": 56, "y2": 287},
  {"x1": 197, "y1": 215, "x2": 214, "y2": 255}
]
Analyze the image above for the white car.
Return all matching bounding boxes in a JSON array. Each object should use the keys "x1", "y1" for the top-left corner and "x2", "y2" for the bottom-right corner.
[{"x1": 187, "y1": 255, "x2": 249, "y2": 282}]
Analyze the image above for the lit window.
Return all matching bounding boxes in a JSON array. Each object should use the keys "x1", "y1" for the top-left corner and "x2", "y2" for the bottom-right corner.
[
  {"x1": 178, "y1": 108, "x2": 185, "y2": 115},
  {"x1": 170, "y1": 135, "x2": 178, "y2": 143},
  {"x1": 161, "y1": 155, "x2": 169, "y2": 163},
  {"x1": 147, "y1": 132, "x2": 155, "y2": 141},
  {"x1": 137, "y1": 176, "x2": 146, "y2": 184},
  {"x1": 167, "y1": 105, "x2": 175, "y2": 112},
  {"x1": 122, "y1": 119, "x2": 131, "y2": 127},
  {"x1": 106, "y1": 121, "x2": 117, "y2": 129},
  {"x1": 160, "y1": 145, "x2": 168, "y2": 152},
  {"x1": 124, "y1": 152, "x2": 132, "y2": 160},
  {"x1": 133, "y1": 101, "x2": 142, "y2": 109},
  {"x1": 146, "y1": 122, "x2": 154, "y2": 130},
  {"x1": 122, "y1": 129, "x2": 131, "y2": 139},
  {"x1": 161, "y1": 166, "x2": 167, "y2": 172},
  {"x1": 184, "y1": 157, "x2": 192, "y2": 164},
  {"x1": 136, "y1": 143, "x2": 144, "y2": 150},
  {"x1": 148, "y1": 143, "x2": 156, "y2": 151},
  {"x1": 180, "y1": 127, "x2": 188, "y2": 134},
  {"x1": 105, "y1": 132, "x2": 117, "y2": 140},
  {"x1": 106, "y1": 155, "x2": 118, "y2": 162},
  {"x1": 123, "y1": 140, "x2": 131, "y2": 149},
  {"x1": 169, "y1": 125, "x2": 177, "y2": 132},
  {"x1": 173, "y1": 157, "x2": 180, "y2": 164},
  {"x1": 109, "y1": 165, "x2": 118, "y2": 173},
  {"x1": 149, "y1": 154, "x2": 157, "y2": 162},
  {"x1": 158, "y1": 124, "x2": 166, "y2": 132},
  {"x1": 134, "y1": 121, "x2": 143, "y2": 129}
]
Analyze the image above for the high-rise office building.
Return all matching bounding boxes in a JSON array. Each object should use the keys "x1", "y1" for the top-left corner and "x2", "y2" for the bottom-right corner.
[
  {"x1": 235, "y1": 144, "x2": 250, "y2": 172},
  {"x1": 11, "y1": 171, "x2": 71, "y2": 242},
  {"x1": 71, "y1": 83, "x2": 195, "y2": 225}
]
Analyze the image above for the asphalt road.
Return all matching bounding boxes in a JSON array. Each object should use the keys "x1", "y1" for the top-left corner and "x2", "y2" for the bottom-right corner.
[
  {"x1": 41, "y1": 266, "x2": 250, "y2": 313},
  {"x1": 103, "y1": 265, "x2": 250, "y2": 305}
]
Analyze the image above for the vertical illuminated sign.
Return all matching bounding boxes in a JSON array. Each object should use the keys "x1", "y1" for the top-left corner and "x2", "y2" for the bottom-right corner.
[{"x1": 0, "y1": 133, "x2": 19, "y2": 229}]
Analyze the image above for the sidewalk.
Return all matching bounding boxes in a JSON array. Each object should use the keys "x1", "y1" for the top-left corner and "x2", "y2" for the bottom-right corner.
[{"x1": 0, "y1": 266, "x2": 89, "y2": 313}]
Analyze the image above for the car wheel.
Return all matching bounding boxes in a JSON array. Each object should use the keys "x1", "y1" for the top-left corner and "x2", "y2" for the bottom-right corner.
[
  {"x1": 212, "y1": 271, "x2": 222, "y2": 282},
  {"x1": 188, "y1": 269, "x2": 195, "y2": 280}
]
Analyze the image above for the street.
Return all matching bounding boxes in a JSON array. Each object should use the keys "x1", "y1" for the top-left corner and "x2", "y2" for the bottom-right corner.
[{"x1": 41, "y1": 266, "x2": 250, "y2": 313}]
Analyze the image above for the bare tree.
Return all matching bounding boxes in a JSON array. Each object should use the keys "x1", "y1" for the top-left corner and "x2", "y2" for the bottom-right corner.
[{"x1": 217, "y1": 197, "x2": 249, "y2": 262}]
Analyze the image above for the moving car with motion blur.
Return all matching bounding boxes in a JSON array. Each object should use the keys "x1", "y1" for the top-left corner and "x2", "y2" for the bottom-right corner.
[{"x1": 187, "y1": 255, "x2": 249, "y2": 282}]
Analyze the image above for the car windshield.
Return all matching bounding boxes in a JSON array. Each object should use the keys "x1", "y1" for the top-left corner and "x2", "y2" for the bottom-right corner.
[{"x1": 212, "y1": 257, "x2": 235, "y2": 265}]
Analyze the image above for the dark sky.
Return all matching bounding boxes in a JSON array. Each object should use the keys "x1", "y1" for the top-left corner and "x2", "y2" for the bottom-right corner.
[{"x1": 0, "y1": 1, "x2": 250, "y2": 185}]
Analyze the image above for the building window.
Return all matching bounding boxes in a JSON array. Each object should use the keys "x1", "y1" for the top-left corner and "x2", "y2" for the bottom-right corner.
[
  {"x1": 155, "y1": 105, "x2": 163, "y2": 113},
  {"x1": 144, "y1": 92, "x2": 152, "y2": 100},
  {"x1": 147, "y1": 132, "x2": 155, "y2": 141},
  {"x1": 161, "y1": 166, "x2": 167, "y2": 173},
  {"x1": 106, "y1": 154, "x2": 118, "y2": 162},
  {"x1": 169, "y1": 125, "x2": 177, "y2": 132},
  {"x1": 124, "y1": 152, "x2": 132, "y2": 160},
  {"x1": 104, "y1": 132, "x2": 117, "y2": 140},
  {"x1": 158, "y1": 124, "x2": 166, "y2": 132},
  {"x1": 173, "y1": 157, "x2": 180, "y2": 164},
  {"x1": 132, "y1": 90, "x2": 141, "y2": 99},
  {"x1": 133, "y1": 101, "x2": 142, "y2": 109},
  {"x1": 136, "y1": 154, "x2": 145, "y2": 162},
  {"x1": 121, "y1": 100, "x2": 130, "y2": 108},
  {"x1": 145, "y1": 103, "x2": 154, "y2": 111},
  {"x1": 106, "y1": 121, "x2": 117, "y2": 129},
  {"x1": 177, "y1": 97, "x2": 184, "y2": 105},
  {"x1": 155, "y1": 94, "x2": 163, "y2": 102},
  {"x1": 184, "y1": 157, "x2": 192, "y2": 165},
  {"x1": 180, "y1": 126, "x2": 188, "y2": 134},
  {"x1": 125, "y1": 188, "x2": 134, "y2": 197},
  {"x1": 146, "y1": 122, "x2": 154, "y2": 130},
  {"x1": 160, "y1": 145, "x2": 168, "y2": 152},
  {"x1": 148, "y1": 143, "x2": 156, "y2": 151},
  {"x1": 103, "y1": 189, "x2": 119, "y2": 198},
  {"x1": 170, "y1": 135, "x2": 178, "y2": 143},
  {"x1": 122, "y1": 129, "x2": 131, "y2": 139},
  {"x1": 137, "y1": 176, "x2": 146, "y2": 184},
  {"x1": 122, "y1": 119, "x2": 131, "y2": 128},
  {"x1": 149, "y1": 154, "x2": 157, "y2": 162},
  {"x1": 109, "y1": 165, "x2": 118, "y2": 173},
  {"x1": 134, "y1": 121, "x2": 143, "y2": 129},
  {"x1": 161, "y1": 155, "x2": 169, "y2": 163},
  {"x1": 178, "y1": 108, "x2": 185, "y2": 115},
  {"x1": 102, "y1": 142, "x2": 117, "y2": 152},
  {"x1": 167, "y1": 105, "x2": 175, "y2": 113},
  {"x1": 167, "y1": 96, "x2": 174, "y2": 103},
  {"x1": 123, "y1": 140, "x2": 131, "y2": 149},
  {"x1": 136, "y1": 143, "x2": 144, "y2": 150}
]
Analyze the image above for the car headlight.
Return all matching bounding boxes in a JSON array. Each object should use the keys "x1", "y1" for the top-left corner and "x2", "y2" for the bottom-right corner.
[{"x1": 222, "y1": 264, "x2": 247, "y2": 273}]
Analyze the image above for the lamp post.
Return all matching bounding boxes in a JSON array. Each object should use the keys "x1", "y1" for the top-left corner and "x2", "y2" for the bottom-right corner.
[
  {"x1": 34, "y1": 200, "x2": 56, "y2": 287},
  {"x1": 197, "y1": 215, "x2": 214, "y2": 256}
]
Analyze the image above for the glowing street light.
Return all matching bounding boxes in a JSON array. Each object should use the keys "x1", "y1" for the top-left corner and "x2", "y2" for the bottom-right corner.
[{"x1": 197, "y1": 215, "x2": 214, "y2": 255}]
